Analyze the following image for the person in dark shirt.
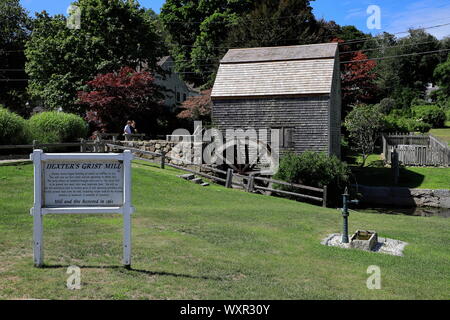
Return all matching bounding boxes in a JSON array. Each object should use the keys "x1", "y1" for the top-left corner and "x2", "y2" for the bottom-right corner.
[{"x1": 131, "y1": 120, "x2": 137, "y2": 134}]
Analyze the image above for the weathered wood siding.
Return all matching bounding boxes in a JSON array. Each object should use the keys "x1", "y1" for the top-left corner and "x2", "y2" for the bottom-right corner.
[
  {"x1": 212, "y1": 96, "x2": 331, "y2": 155},
  {"x1": 328, "y1": 51, "x2": 342, "y2": 158}
]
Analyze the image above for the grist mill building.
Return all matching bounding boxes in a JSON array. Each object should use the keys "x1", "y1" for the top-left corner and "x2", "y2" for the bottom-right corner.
[{"x1": 211, "y1": 43, "x2": 342, "y2": 159}]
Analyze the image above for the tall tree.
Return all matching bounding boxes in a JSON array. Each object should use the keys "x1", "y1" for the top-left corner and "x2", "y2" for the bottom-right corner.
[
  {"x1": 0, "y1": 0, "x2": 32, "y2": 115},
  {"x1": 226, "y1": 0, "x2": 325, "y2": 48},
  {"x1": 344, "y1": 104, "x2": 385, "y2": 167},
  {"x1": 160, "y1": 0, "x2": 254, "y2": 87},
  {"x1": 337, "y1": 36, "x2": 378, "y2": 118},
  {"x1": 25, "y1": 0, "x2": 163, "y2": 114},
  {"x1": 433, "y1": 54, "x2": 450, "y2": 103},
  {"x1": 372, "y1": 29, "x2": 441, "y2": 98}
]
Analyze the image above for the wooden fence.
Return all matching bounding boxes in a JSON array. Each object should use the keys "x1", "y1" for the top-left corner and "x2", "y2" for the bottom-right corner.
[
  {"x1": 107, "y1": 143, "x2": 328, "y2": 207},
  {"x1": 0, "y1": 140, "x2": 328, "y2": 207},
  {"x1": 383, "y1": 133, "x2": 450, "y2": 167},
  {"x1": 0, "y1": 139, "x2": 112, "y2": 153}
]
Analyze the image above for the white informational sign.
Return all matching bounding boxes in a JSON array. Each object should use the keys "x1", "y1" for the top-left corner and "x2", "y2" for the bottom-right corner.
[
  {"x1": 30, "y1": 150, "x2": 135, "y2": 268},
  {"x1": 43, "y1": 160, "x2": 124, "y2": 208}
]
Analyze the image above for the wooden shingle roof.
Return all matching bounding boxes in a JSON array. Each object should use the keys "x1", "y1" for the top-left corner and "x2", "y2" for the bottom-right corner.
[{"x1": 212, "y1": 43, "x2": 338, "y2": 98}]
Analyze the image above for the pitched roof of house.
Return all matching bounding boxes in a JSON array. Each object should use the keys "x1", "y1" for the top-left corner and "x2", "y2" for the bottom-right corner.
[
  {"x1": 211, "y1": 43, "x2": 338, "y2": 98},
  {"x1": 157, "y1": 56, "x2": 172, "y2": 66}
]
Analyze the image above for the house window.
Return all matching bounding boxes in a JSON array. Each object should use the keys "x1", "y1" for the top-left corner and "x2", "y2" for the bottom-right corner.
[
  {"x1": 272, "y1": 127, "x2": 294, "y2": 148},
  {"x1": 177, "y1": 92, "x2": 181, "y2": 102},
  {"x1": 183, "y1": 94, "x2": 187, "y2": 101}
]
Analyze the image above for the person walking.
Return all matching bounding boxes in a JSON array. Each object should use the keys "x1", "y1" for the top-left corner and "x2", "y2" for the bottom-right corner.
[
  {"x1": 131, "y1": 120, "x2": 137, "y2": 134},
  {"x1": 124, "y1": 121, "x2": 133, "y2": 141}
]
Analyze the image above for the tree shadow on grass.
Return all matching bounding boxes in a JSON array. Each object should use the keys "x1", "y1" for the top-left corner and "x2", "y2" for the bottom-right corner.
[
  {"x1": 351, "y1": 167, "x2": 425, "y2": 188},
  {"x1": 41, "y1": 264, "x2": 223, "y2": 281}
]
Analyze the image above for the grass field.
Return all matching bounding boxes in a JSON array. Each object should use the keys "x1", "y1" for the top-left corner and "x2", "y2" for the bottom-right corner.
[
  {"x1": 430, "y1": 126, "x2": 450, "y2": 146},
  {"x1": 0, "y1": 161, "x2": 449, "y2": 300},
  {"x1": 349, "y1": 154, "x2": 450, "y2": 189}
]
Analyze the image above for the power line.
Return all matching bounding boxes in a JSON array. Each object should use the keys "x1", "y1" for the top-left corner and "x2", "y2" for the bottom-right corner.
[
  {"x1": 340, "y1": 21, "x2": 450, "y2": 46},
  {"x1": 4, "y1": 18, "x2": 450, "y2": 55},
  {"x1": 4, "y1": 46, "x2": 450, "y2": 79},
  {"x1": 340, "y1": 40, "x2": 442, "y2": 55},
  {"x1": 340, "y1": 48, "x2": 450, "y2": 64},
  {"x1": 4, "y1": 47, "x2": 449, "y2": 79}
]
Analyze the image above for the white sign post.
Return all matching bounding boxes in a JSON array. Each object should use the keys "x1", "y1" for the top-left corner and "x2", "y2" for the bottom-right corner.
[{"x1": 30, "y1": 150, "x2": 135, "y2": 268}]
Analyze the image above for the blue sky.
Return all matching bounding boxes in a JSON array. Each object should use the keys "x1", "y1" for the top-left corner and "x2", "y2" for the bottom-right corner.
[{"x1": 20, "y1": 0, "x2": 450, "y2": 39}]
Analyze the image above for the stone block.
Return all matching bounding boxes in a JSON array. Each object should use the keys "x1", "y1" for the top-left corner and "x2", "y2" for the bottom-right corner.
[{"x1": 350, "y1": 230, "x2": 378, "y2": 251}]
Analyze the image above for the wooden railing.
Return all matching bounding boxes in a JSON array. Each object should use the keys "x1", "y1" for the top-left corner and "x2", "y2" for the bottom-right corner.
[
  {"x1": 1, "y1": 140, "x2": 329, "y2": 206},
  {"x1": 0, "y1": 139, "x2": 116, "y2": 153},
  {"x1": 107, "y1": 143, "x2": 327, "y2": 207}
]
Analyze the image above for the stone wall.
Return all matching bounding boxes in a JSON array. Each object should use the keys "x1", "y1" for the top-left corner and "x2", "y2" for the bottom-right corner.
[
  {"x1": 357, "y1": 185, "x2": 450, "y2": 209},
  {"x1": 115, "y1": 140, "x2": 201, "y2": 166}
]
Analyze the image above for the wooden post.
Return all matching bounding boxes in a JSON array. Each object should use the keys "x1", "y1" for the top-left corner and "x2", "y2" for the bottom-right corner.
[
  {"x1": 80, "y1": 139, "x2": 86, "y2": 153},
  {"x1": 225, "y1": 169, "x2": 234, "y2": 188},
  {"x1": 160, "y1": 151, "x2": 166, "y2": 169},
  {"x1": 322, "y1": 186, "x2": 328, "y2": 208},
  {"x1": 94, "y1": 140, "x2": 100, "y2": 153},
  {"x1": 391, "y1": 147, "x2": 399, "y2": 185},
  {"x1": 246, "y1": 175, "x2": 255, "y2": 192}
]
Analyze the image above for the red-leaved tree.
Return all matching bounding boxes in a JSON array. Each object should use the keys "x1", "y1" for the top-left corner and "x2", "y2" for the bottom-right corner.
[
  {"x1": 78, "y1": 66, "x2": 162, "y2": 133},
  {"x1": 336, "y1": 39, "x2": 379, "y2": 118},
  {"x1": 177, "y1": 89, "x2": 212, "y2": 121}
]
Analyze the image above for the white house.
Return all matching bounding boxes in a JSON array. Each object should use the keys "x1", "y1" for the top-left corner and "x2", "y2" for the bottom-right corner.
[{"x1": 154, "y1": 56, "x2": 199, "y2": 112}]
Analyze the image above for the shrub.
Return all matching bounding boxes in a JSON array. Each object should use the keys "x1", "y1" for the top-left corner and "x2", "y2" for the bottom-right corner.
[
  {"x1": 446, "y1": 109, "x2": 450, "y2": 123},
  {"x1": 397, "y1": 117, "x2": 432, "y2": 133},
  {"x1": 0, "y1": 106, "x2": 30, "y2": 145},
  {"x1": 376, "y1": 98, "x2": 396, "y2": 114},
  {"x1": 274, "y1": 152, "x2": 350, "y2": 190},
  {"x1": 384, "y1": 116, "x2": 432, "y2": 133},
  {"x1": 393, "y1": 87, "x2": 421, "y2": 110},
  {"x1": 412, "y1": 105, "x2": 446, "y2": 128},
  {"x1": 28, "y1": 112, "x2": 88, "y2": 143}
]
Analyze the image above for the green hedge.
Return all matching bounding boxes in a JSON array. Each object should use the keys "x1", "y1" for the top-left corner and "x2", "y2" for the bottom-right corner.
[
  {"x1": 412, "y1": 105, "x2": 446, "y2": 128},
  {"x1": 274, "y1": 152, "x2": 350, "y2": 189},
  {"x1": 384, "y1": 115, "x2": 431, "y2": 133},
  {"x1": 0, "y1": 106, "x2": 30, "y2": 145},
  {"x1": 28, "y1": 112, "x2": 88, "y2": 143},
  {"x1": 274, "y1": 152, "x2": 350, "y2": 205}
]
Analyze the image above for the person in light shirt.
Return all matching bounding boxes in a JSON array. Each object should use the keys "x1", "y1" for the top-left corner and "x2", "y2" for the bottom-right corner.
[{"x1": 124, "y1": 120, "x2": 132, "y2": 140}]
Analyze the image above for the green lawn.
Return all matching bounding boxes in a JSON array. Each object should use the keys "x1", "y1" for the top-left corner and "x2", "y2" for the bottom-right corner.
[
  {"x1": 430, "y1": 122, "x2": 450, "y2": 146},
  {"x1": 350, "y1": 154, "x2": 450, "y2": 189},
  {"x1": 0, "y1": 162, "x2": 449, "y2": 300}
]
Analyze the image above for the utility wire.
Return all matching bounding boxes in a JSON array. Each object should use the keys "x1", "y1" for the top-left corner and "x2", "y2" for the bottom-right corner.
[
  {"x1": 2, "y1": 47, "x2": 449, "y2": 79},
  {"x1": 2, "y1": 18, "x2": 450, "y2": 55},
  {"x1": 340, "y1": 22, "x2": 450, "y2": 45},
  {"x1": 340, "y1": 48, "x2": 450, "y2": 64}
]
